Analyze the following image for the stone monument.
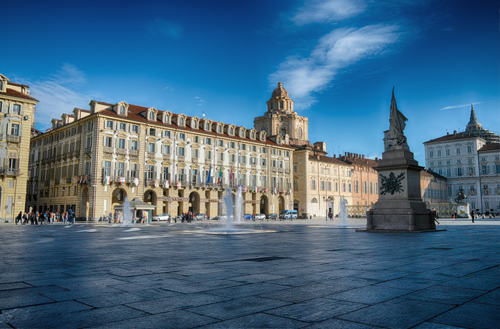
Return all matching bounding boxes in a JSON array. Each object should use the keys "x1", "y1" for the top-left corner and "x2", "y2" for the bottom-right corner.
[
  {"x1": 454, "y1": 189, "x2": 470, "y2": 218},
  {"x1": 359, "y1": 88, "x2": 441, "y2": 232}
]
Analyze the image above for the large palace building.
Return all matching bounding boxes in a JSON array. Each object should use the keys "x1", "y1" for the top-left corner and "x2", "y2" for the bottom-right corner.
[
  {"x1": 0, "y1": 74, "x2": 38, "y2": 222},
  {"x1": 424, "y1": 106, "x2": 500, "y2": 213},
  {"x1": 27, "y1": 85, "x2": 298, "y2": 220}
]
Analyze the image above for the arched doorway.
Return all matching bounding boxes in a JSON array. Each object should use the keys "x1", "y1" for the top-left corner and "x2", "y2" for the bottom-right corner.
[
  {"x1": 143, "y1": 190, "x2": 157, "y2": 220},
  {"x1": 293, "y1": 199, "x2": 300, "y2": 212},
  {"x1": 112, "y1": 188, "x2": 127, "y2": 205},
  {"x1": 80, "y1": 187, "x2": 89, "y2": 218},
  {"x1": 260, "y1": 195, "x2": 268, "y2": 214},
  {"x1": 278, "y1": 196, "x2": 284, "y2": 213},
  {"x1": 188, "y1": 192, "x2": 200, "y2": 214}
]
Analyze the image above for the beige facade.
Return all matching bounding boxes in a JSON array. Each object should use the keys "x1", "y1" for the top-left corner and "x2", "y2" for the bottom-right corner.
[
  {"x1": 419, "y1": 169, "x2": 447, "y2": 204},
  {"x1": 27, "y1": 93, "x2": 294, "y2": 219},
  {"x1": 0, "y1": 74, "x2": 38, "y2": 222}
]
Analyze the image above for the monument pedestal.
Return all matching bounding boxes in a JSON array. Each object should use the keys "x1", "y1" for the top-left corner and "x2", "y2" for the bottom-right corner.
[
  {"x1": 357, "y1": 149, "x2": 444, "y2": 233},
  {"x1": 456, "y1": 203, "x2": 470, "y2": 218}
]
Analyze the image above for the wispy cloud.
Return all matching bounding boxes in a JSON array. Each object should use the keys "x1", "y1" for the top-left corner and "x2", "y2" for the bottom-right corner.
[
  {"x1": 146, "y1": 19, "x2": 183, "y2": 39},
  {"x1": 439, "y1": 102, "x2": 479, "y2": 111},
  {"x1": 270, "y1": 24, "x2": 400, "y2": 109},
  {"x1": 22, "y1": 64, "x2": 98, "y2": 129},
  {"x1": 292, "y1": 0, "x2": 366, "y2": 25}
]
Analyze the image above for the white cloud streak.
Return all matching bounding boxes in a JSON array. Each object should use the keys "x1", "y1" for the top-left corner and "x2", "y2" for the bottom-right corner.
[
  {"x1": 270, "y1": 24, "x2": 400, "y2": 109},
  {"x1": 439, "y1": 102, "x2": 479, "y2": 111},
  {"x1": 146, "y1": 19, "x2": 183, "y2": 39},
  {"x1": 26, "y1": 64, "x2": 98, "y2": 129},
  {"x1": 292, "y1": 0, "x2": 366, "y2": 25}
]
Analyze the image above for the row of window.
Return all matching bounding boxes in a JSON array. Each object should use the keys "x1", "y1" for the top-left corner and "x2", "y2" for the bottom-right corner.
[
  {"x1": 310, "y1": 165, "x2": 351, "y2": 176},
  {"x1": 0, "y1": 102, "x2": 24, "y2": 115},
  {"x1": 448, "y1": 184, "x2": 500, "y2": 197},
  {"x1": 310, "y1": 180, "x2": 363, "y2": 193},
  {"x1": 431, "y1": 165, "x2": 500, "y2": 177},
  {"x1": 429, "y1": 146, "x2": 473, "y2": 157}
]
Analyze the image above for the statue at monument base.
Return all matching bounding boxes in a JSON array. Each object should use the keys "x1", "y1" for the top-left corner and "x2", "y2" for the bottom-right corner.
[{"x1": 357, "y1": 88, "x2": 445, "y2": 233}]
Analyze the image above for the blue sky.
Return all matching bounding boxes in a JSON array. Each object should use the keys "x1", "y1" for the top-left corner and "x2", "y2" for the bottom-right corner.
[{"x1": 2, "y1": 0, "x2": 498, "y2": 165}]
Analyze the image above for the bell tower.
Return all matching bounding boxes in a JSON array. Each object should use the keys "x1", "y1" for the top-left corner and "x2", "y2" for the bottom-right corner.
[{"x1": 254, "y1": 82, "x2": 309, "y2": 145}]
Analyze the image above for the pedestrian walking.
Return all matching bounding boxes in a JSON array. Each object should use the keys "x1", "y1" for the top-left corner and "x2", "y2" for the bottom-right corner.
[
  {"x1": 471, "y1": 210, "x2": 475, "y2": 223},
  {"x1": 15, "y1": 211, "x2": 22, "y2": 225},
  {"x1": 22, "y1": 212, "x2": 29, "y2": 225},
  {"x1": 328, "y1": 211, "x2": 333, "y2": 221}
]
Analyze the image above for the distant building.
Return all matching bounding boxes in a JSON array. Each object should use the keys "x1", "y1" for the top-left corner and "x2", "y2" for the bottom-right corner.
[
  {"x1": 0, "y1": 74, "x2": 38, "y2": 222},
  {"x1": 424, "y1": 105, "x2": 500, "y2": 213},
  {"x1": 420, "y1": 169, "x2": 447, "y2": 204}
]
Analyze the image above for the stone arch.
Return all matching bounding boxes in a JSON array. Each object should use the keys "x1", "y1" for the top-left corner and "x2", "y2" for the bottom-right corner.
[
  {"x1": 260, "y1": 195, "x2": 268, "y2": 214},
  {"x1": 293, "y1": 198, "x2": 300, "y2": 212},
  {"x1": 188, "y1": 191, "x2": 200, "y2": 214},
  {"x1": 278, "y1": 196, "x2": 285, "y2": 213},
  {"x1": 112, "y1": 188, "x2": 127, "y2": 208},
  {"x1": 143, "y1": 190, "x2": 157, "y2": 216}
]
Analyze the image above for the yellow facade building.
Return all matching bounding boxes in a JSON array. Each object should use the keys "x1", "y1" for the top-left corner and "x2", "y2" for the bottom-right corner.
[
  {"x1": 0, "y1": 74, "x2": 38, "y2": 222},
  {"x1": 27, "y1": 89, "x2": 294, "y2": 220}
]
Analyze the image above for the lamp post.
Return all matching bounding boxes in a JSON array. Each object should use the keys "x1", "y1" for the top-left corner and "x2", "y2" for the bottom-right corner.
[{"x1": 323, "y1": 196, "x2": 333, "y2": 221}]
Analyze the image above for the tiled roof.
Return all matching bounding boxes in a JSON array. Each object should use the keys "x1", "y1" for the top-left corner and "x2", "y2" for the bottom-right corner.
[
  {"x1": 339, "y1": 156, "x2": 379, "y2": 168},
  {"x1": 0, "y1": 88, "x2": 38, "y2": 101},
  {"x1": 309, "y1": 155, "x2": 350, "y2": 166},
  {"x1": 478, "y1": 143, "x2": 500, "y2": 152},
  {"x1": 424, "y1": 132, "x2": 483, "y2": 143},
  {"x1": 421, "y1": 169, "x2": 447, "y2": 181},
  {"x1": 7, "y1": 82, "x2": 28, "y2": 88},
  {"x1": 92, "y1": 101, "x2": 293, "y2": 148}
]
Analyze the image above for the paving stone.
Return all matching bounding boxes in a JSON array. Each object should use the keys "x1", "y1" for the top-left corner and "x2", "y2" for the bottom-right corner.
[
  {"x1": 413, "y1": 322, "x2": 468, "y2": 328},
  {"x1": 188, "y1": 296, "x2": 291, "y2": 320},
  {"x1": 470, "y1": 288, "x2": 500, "y2": 305},
  {"x1": 198, "y1": 312, "x2": 308, "y2": 328},
  {"x1": 229, "y1": 273, "x2": 288, "y2": 283},
  {"x1": 376, "y1": 278, "x2": 441, "y2": 291},
  {"x1": 305, "y1": 318, "x2": 381, "y2": 329},
  {"x1": 404, "y1": 285, "x2": 487, "y2": 305},
  {"x1": 0, "y1": 294, "x2": 54, "y2": 310},
  {"x1": 0, "y1": 301, "x2": 92, "y2": 325},
  {"x1": 8, "y1": 304, "x2": 148, "y2": 329},
  {"x1": 126, "y1": 293, "x2": 228, "y2": 314},
  {"x1": 430, "y1": 302, "x2": 500, "y2": 329},
  {"x1": 42, "y1": 286, "x2": 124, "y2": 302},
  {"x1": 0, "y1": 282, "x2": 32, "y2": 291},
  {"x1": 440, "y1": 276, "x2": 500, "y2": 291},
  {"x1": 338, "y1": 298, "x2": 454, "y2": 329},
  {"x1": 88, "y1": 310, "x2": 219, "y2": 329},
  {"x1": 259, "y1": 283, "x2": 353, "y2": 303},
  {"x1": 265, "y1": 298, "x2": 367, "y2": 322},
  {"x1": 326, "y1": 285, "x2": 413, "y2": 304},
  {"x1": 205, "y1": 282, "x2": 288, "y2": 299}
]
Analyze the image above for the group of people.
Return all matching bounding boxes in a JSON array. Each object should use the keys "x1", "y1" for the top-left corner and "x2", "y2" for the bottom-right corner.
[
  {"x1": 178, "y1": 211, "x2": 195, "y2": 223},
  {"x1": 15, "y1": 209, "x2": 75, "y2": 225}
]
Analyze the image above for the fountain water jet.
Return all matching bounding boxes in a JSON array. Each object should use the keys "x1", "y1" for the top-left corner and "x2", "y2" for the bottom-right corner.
[{"x1": 122, "y1": 197, "x2": 135, "y2": 226}]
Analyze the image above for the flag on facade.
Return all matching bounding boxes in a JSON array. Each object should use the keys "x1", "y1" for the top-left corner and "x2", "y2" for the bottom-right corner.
[
  {"x1": 243, "y1": 186, "x2": 247, "y2": 192},
  {"x1": 217, "y1": 165, "x2": 222, "y2": 184},
  {"x1": 177, "y1": 181, "x2": 181, "y2": 189},
  {"x1": 133, "y1": 178, "x2": 139, "y2": 186},
  {"x1": 229, "y1": 167, "x2": 233, "y2": 187},
  {"x1": 265, "y1": 187, "x2": 268, "y2": 193},
  {"x1": 164, "y1": 180, "x2": 169, "y2": 188},
  {"x1": 154, "y1": 180, "x2": 159, "y2": 188},
  {"x1": 104, "y1": 176, "x2": 111, "y2": 185},
  {"x1": 119, "y1": 177, "x2": 125, "y2": 185},
  {"x1": 282, "y1": 188, "x2": 286, "y2": 194},
  {"x1": 206, "y1": 164, "x2": 212, "y2": 185}
]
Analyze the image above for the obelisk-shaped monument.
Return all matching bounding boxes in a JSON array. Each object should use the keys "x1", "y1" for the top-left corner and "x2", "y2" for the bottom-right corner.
[{"x1": 361, "y1": 88, "x2": 438, "y2": 232}]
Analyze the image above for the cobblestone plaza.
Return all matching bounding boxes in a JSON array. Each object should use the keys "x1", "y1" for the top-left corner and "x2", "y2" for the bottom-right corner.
[{"x1": 0, "y1": 218, "x2": 498, "y2": 328}]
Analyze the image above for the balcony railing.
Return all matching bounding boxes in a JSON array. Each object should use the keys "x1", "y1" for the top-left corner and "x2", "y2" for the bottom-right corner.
[
  {"x1": 116, "y1": 148, "x2": 127, "y2": 155},
  {"x1": 6, "y1": 135, "x2": 21, "y2": 143},
  {"x1": 66, "y1": 178, "x2": 72, "y2": 183},
  {"x1": 130, "y1": 150, "x2": 139, "y2": 157},
  {"x1": 147, "y1": 152, "x2": 156, "y2": 159},
  {"x1": 103, "y1": 146, "x2": 113, "y2": 153},
  {"x1": 85, "y1": 146, "x2": 92, "y2": 154},
  {"x1": 163, "y1": 154, "x2": 171, "y2": 160},
  {"x1": 0, "y1": 168, "x2": 21, "y2": 176}
]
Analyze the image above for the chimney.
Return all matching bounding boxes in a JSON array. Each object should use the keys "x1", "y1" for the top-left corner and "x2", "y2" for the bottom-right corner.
[
  {"x1": 317, "y1": 155, "x2": 320, "y2": 160},
  {"x1": 362, "y1": 155, "x2": 365, "y2": 159},
  {"x1": 453, "y1": 130, "x2": 457, "y2": 135},
  {"x1": 375, "y1": 157, "x2": 378, "y2": 161}
]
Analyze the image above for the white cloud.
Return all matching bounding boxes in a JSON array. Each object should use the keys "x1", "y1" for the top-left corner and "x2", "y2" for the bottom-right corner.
[
  {"x1": 24, "y1": 64, "x2": 98, "y2": 129},
  {"x1": 270, "y1": 24, "x2": 400, "y2": 109},
  {"x1": 292, "y1": 0, "x2": 366, "y2": 25},
  {"x1": 146, "y1": 19, "x2": 183, "y2": 39},
  {"x1": 439, "y1": 102, "x2": 479, "y2": 111}
]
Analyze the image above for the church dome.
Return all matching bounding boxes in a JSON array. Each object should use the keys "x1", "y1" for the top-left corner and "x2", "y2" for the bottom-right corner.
[{"x1": 270, "y1": 82, "x2": 289, "y2": 99}]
